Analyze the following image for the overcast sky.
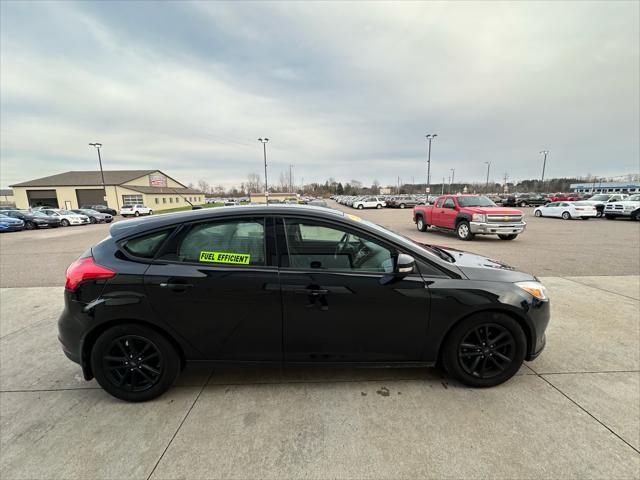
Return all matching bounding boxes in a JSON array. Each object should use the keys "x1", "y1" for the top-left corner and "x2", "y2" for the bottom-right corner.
[{"x1": 1, "y1": 1, "x2": 639, "y2": 189}]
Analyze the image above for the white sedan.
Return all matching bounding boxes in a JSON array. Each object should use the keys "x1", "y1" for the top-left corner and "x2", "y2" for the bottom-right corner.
[
  {"x1": 40, "y1": 208, "x2": 90, "y2": 226},
  {"x1": 533, "y1": 201, "x2": 597, "y2": 220},
  {"x1": 120, "y1": 204, "x2": 153, "y2": 217}
]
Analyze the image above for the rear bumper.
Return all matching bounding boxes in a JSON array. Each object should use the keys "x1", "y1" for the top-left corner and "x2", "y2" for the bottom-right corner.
[{"x1": 469, "y1": 222, "x2": 526, "y2": 235}]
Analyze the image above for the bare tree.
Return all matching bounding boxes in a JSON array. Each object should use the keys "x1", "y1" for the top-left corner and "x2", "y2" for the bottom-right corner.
[
  {"x1": 246, "y1": 173, "x2": 262, "y2": 193},
  {"x1": 197, "y1": 179, "x2": 210, "y2": 194}
]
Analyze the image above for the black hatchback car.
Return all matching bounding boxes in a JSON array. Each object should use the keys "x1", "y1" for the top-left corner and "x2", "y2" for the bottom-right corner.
[{"x1": 59, "y1": 205, "x2": 550, "y2": 401}]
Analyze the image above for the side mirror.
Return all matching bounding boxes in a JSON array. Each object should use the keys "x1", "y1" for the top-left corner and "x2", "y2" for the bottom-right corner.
[{"x1": 396, "y1": 253, "x2": 416, "y2": 273}]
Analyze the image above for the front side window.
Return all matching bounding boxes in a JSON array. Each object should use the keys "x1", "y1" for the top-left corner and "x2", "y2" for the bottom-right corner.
[
  {"x1": 436, "y1": 198, "x2": 444, "y2": 208},
  {"x1": 283, "y1": 219, "x2": 393, "y2": 272},
  {"x1": 443, "y1": 198, "x2": 455, "y2": 209},
  {"x1": 159, "y1": 218, "x2": 265, "y2": 266}
]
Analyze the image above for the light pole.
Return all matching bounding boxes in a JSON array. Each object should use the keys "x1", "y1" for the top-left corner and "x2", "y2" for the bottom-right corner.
[
  {"x1": 450, "y1": 168, "x2": 455, "y2": 193},
  {"x1": 258, "y1": 138, "x2": 269, "y2": 203},
  {"x1": 89, "y1": 143, "x2": 106, "y2": 203},
  {"x1": 289, "y1": 164, "x2": 294, "y2": 193},
  {"x1": 484, "y1": 161, "x2": 491, "y2": 193},
  {"x1": 425, "y1": 134, "x2": 437, "y2": 194},
  {"x1": 539, "y1": 150, "x2": 549, "y2": 192}
]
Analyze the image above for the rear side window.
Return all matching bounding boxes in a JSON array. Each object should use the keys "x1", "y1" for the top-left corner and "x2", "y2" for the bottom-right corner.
[
  {"x1": 158, "y1": 218, "x2": 265, "y2": 266},
  {"x1": 123, "y1": 229, "x2": 172, "y2": 258}
]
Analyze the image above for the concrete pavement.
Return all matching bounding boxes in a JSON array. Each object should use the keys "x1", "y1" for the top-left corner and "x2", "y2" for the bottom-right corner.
[{"x1": 1, "y1": 276, "x2": 638, "y2": 479}]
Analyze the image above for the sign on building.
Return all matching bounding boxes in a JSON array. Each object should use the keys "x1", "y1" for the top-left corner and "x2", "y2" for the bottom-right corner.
[{"x1": 149, "y1": 173, "x2": 167, "y2": 187}]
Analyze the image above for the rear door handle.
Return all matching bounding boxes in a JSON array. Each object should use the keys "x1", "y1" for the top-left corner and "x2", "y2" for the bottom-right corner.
[
  {"x1": 159, "y1": 283, "x2": 193, "y2": 291},
  {"x1": 295, "y1": 288, "x2": 329, "y2": 296}
]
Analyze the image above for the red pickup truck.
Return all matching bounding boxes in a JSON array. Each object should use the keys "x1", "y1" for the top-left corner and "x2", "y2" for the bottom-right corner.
[{"x1": 413, "y1": 195, "x2": 526, "y2": 241}]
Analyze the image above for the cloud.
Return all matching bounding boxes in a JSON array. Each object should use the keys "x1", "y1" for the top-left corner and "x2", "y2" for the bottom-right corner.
[{"x1": 1, "y1": 1, "x2": 638, "y2": 189}]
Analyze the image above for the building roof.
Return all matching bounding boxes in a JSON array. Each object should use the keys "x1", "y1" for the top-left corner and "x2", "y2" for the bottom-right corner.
[
  {"x1": 124, "y1": 185, "x2": 202, "y2": 195},
  {"x1": 11, "y1": 170, "x2": 157, "y2": 187},
  {"x1": 0, "y1": 189, "x2": 13, "y2": 196},
  {"x1": 570, "y1": 182, "x2": 640, "y2": 188}
]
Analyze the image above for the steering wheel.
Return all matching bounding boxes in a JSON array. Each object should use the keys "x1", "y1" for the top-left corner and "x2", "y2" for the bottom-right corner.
[
  {"x1": 334, "y1": 233, "x2": 368, "y2": 267},
  {"x1": 334, "y1": 232, "x2": 351, "y2": 260}
]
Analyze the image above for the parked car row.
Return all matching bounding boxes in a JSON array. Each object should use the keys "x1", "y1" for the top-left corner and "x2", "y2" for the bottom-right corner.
[
  {"x1": 333, "y1": 194, "x2": 431, "y2": 209},
  {"x1": 0, "y1": 205, "x2": 115, "y2": 232}
]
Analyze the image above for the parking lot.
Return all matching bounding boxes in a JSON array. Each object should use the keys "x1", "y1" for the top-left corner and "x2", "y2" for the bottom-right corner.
[{"x1": 1, "y1": 204, "x2": 639, "y2": 479}]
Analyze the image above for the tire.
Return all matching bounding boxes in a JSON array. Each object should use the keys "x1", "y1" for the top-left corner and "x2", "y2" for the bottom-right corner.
[
  {"x1": 399, "y1": 203, "x2": 406, "y2": 209},
  {"x1": 596, "y1": 210, "x2": 603, "y2": 218},
  {"x1": 376, "y1": 204, "x2": 382, "y2": 209},
  {"x1": 631, "y1": 211, "x2": 640, "y2": 221},
  {"x1": 148, "y1": 210, "x2": 153, "y2": 215},
  {"x1": 357, "y1": 204, "x2": 364, "y2": 210},
  {"x1": 90, "y1": 323, "x2": 180, "y2": 402},
  {"x1": 534, "y1": 210, "x2": 542, "y2": 217},
  {"x1": 561, "y1": 211, "x2": 571, "y2": 220},
  {"x1": 519, "y1": 201, "x2": 527, "y2": 207},
  {"x1": 416, "y1": 216, "x2": 428, "y2": 232},
  {"x1": 90, "y1": 217, "x2": 97, "y2": 224},
  {"x1": 134, "y1": 211, "x2": 140, "y2": 217},
  {"x1": 456, "y1": 221, "x2": 474, "y2": 241},
  {"x1": 582, "y1": 217, "x2": 590, "y2": 221},
  {"x1": 498, "y1": 234, "x2": 517, "y2": 240},
  {"x1": 25, "y1": 221, "x2": 35, "y2": 230},
  {"x1": 441, "y1": 312, "x2": 527, "y2": 388},
  {"x1": 60, "y1": 219, "x2": 70, "y2": 227}
]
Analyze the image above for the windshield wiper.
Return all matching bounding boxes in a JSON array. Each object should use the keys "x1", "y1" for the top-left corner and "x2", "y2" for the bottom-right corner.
[{"x1": 421, "y1": 244, "x2": 456, "y2": 263}]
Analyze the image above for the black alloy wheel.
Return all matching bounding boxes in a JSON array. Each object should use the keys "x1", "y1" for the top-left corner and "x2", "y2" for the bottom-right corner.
[
  {"x1": 442, "y1": 313, "x2": 526, "y2": 387},
  {"x1": 91, "y1": 324, "x2": 180, "y2": 402},
  {"x1": 25, "y1": 221, "x2": 35, "y2": 230},
  {"x1": 90, "y1": 217, "x2": 97, "y2": 224}
]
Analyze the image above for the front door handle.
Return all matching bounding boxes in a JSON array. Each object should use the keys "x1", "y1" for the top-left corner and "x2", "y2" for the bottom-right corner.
[
  {"x1": 294, "y1": 288, "x2": 329, "y2": 296},
  {"x1": 159, "y1": 282, "x2": 193, "y2": 291}
]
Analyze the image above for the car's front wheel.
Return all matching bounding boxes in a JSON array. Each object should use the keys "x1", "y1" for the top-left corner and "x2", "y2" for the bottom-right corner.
[
  {"x1": 416, "y1": 216, "x2": 428, "y2": 232},
  {"x1": 456, "y1": 221, "x2": 474, "y2": 241},
  {"x1": 399, "y1": 203, "x2": 406, "y2": 209},
  {"x1": 561, "y1": 211, "x2": 571, "y2": 220},
  {"x1": 357, "y1": 204, "x2": 364, "y2": 210},
  {"x1": 134, "y1": 211, "x2": 140, "y2": 217},
  {"x1": 60, "y1": 219, "x2": 70, "y2": 227},
  {"x1": 442, "y1": 312, "x2": 526, "y2": 388},
  {"x1": 148, "y1": 210, "x2": 153, "y2": 215},
  {"x1": 91, "y1": 324, "x2": 180, "y2": 402},
  {"x1": 376, "y1": 204, "x2": 382, "y2": 209},
  {"x1": 534, "y1": 210, "x2": 542, "y2": 217}
]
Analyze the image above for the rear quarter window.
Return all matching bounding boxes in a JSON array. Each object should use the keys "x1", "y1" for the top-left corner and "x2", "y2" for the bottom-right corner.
[{"x1": 123, "y1": 229, "x2": 172, "y2": 259}]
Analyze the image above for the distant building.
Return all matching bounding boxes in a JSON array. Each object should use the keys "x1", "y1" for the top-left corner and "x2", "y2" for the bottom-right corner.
[
  {"x1": 0, "y1": 189, "x2": 15, "y2": 206},
  {"x1": 250, "y1": 192, "x2": 297, "y2": 204},
  {"x1": 379, "y1": 187, "x2": 392, "y2": 195},
  {"x1": 570, "y1": 182, "x2": 640, "y2": 194},
  {"x1": 10, "y1": 170, "x2": 204, "y2": 211}
]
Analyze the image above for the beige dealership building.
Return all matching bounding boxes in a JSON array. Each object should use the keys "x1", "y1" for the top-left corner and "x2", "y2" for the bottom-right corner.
[{"x1": 10, "y1": 170, "x2": 204, "y2": 211}]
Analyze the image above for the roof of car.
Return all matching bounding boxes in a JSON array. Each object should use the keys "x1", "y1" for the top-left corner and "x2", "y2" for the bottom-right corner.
[{"x1": 108, "y1": 204, "x2": 352, "y2": 239}]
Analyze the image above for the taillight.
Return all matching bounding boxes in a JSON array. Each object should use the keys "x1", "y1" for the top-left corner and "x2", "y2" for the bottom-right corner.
[
  {"x1": 65, "y1": 257, "x2": 116, "y2": 291},
  {"x1": 575, "y1": 207, "x2": 584, "y2": 211}
]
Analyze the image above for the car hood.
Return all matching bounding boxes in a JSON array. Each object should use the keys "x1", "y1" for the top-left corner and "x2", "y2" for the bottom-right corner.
[
  {"x1": 425, "y1": 244, "x2": 536, "y2": 283},
  {"x1": 0, "y1": 218, "x2": 23, "y2": 224},
  {"x1": 460, "y1": 206, "x2": 523, "y2": 214}
]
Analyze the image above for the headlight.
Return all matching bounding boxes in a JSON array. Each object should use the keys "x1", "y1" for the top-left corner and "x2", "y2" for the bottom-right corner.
[
  {"x1": 472, "y1": 213, "x2": 486, "y2": 222},
  {"x1": 516, "y1": 281, "x2": 549, "y2": 301}
]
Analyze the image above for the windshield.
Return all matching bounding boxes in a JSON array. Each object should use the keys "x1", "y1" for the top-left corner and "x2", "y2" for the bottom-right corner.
[
  {"x1": 29, "y1": 211, "x2": 48, "y2": 217},
  {"x1": 59, "y1": 210, "x2": 74, "y2": 215},
  {"x1": 457, "y1": 196, "x2": 497, "y2": 207},
  {"x1": 84, "y1": 209, "x2": 99, "y2": 214},
  {"x1": 589, "y1": 194, "x2": 609, "y2": 201},
  {"x1": 360, "y1": 219, "x2": 454, "y2": 263}
]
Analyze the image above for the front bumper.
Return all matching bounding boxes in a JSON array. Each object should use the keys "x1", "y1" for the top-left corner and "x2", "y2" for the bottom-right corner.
[{"x1": 469, "y1": 222, "x2": 526, "y2": 235}]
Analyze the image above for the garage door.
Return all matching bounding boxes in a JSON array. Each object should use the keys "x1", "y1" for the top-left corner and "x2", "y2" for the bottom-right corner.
[
  {"x1": 27, "y1": 190, "x2": 59, "y2": 208},
  {"x1": 76, "y1": 189, "x2": 106, "y2": 207}
]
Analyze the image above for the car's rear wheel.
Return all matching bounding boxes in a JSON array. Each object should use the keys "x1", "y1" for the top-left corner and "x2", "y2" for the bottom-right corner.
[
  {"x1": 561, "y1": 211, "x2": 571, "y2": 220},
  {"x1": 442, "y1": 312, "x2": 526, "y2": 387},
  {"x1": 534, "y1": 210, "x2": 542, "y2": 217},
  {"x1": 456, "y1": 221, "x2": 474, "y2": 241},
  {"x1": 90, "y1": 217, "x2": 97, "y2": 224},
  {"x1": 416, "y1": 216, "x2": 428, "y2": 232},
  {"x1": 399, "y1": 203, "x2": 406, "y2": 209},
  {"x1": 134, "y1": 211, "x2": 140, "y2": 217},
  {"x1": 357, "y1": 204, "x2": 364, "y2": 210},
  {"x1": 25, "y1": 221, "x2": 35, "y2": 230},
  {"x1": 60, "y1": 219, "x2": 70, "y2": 227},
  {"x1": 91, "y1": 324, "x2": 180, "y2": 402},
  {"x1": 519, "y1": 201, "x2": 527, "y2": 207},
  {"x1": 376, "y1": 204, "x2": 382, "y2": 209},
  {"x1": 498, "y1": 234, "x2": 517, "y2": 240}
]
